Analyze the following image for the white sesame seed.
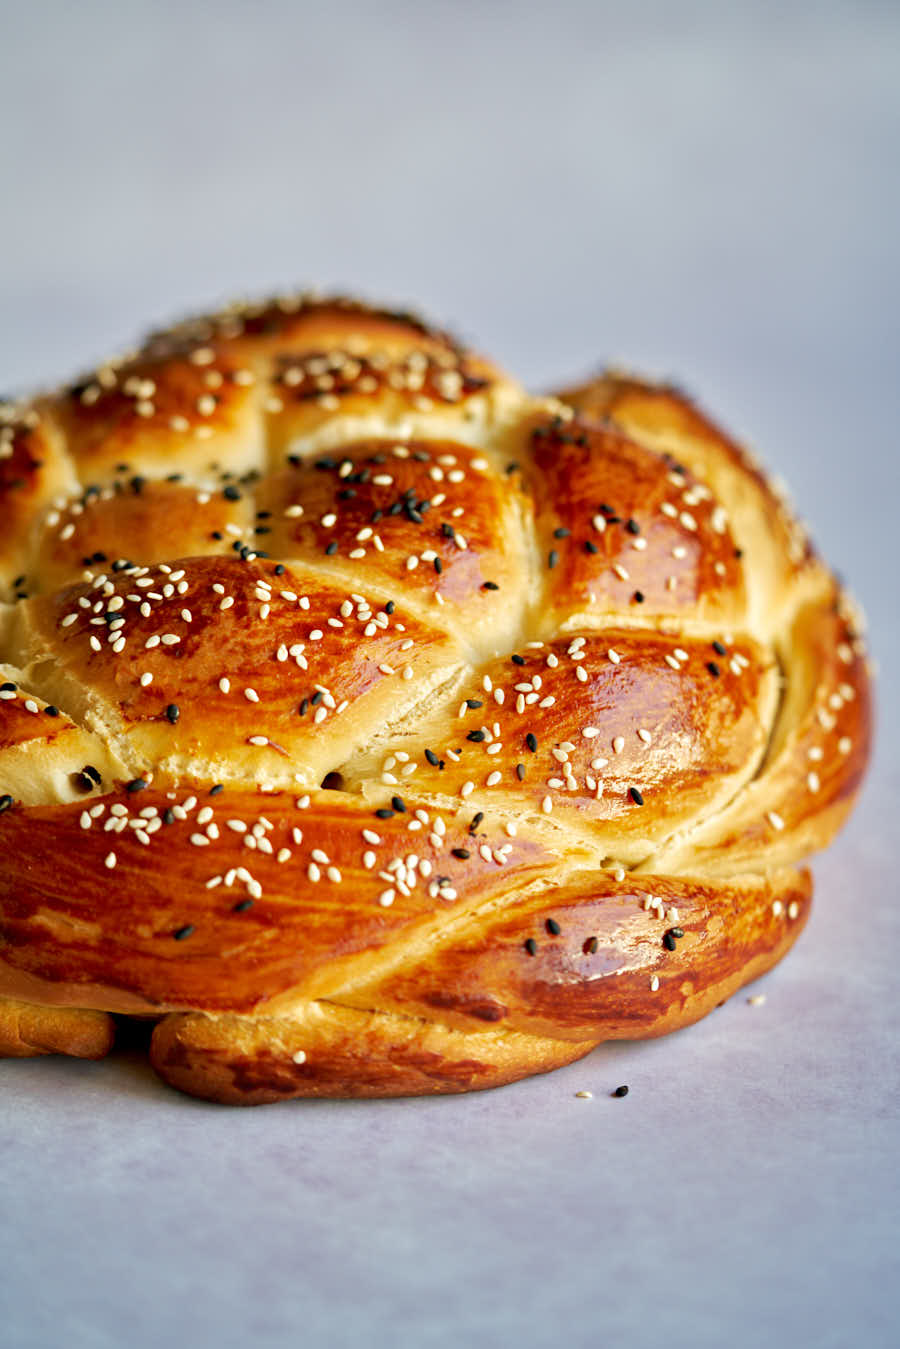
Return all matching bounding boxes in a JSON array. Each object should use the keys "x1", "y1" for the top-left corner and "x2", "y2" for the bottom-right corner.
[
  {"x1": 244, "y1": 688, "x2": 259, "y2": 702},
  {"x1": 104, "y1": 852, "x2": 116, "y2": 869},
  {"x1": 767, "y1": 811, "x2": 785, "y2": 831}
]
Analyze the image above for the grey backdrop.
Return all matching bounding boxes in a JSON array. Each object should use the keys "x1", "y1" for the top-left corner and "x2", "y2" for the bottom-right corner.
[{"x1": 1, "y1": 3, "x2": 898, "y2": 1348}]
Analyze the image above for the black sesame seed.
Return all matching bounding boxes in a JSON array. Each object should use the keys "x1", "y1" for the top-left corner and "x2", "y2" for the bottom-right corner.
[
  {"x1": 583, "y1": 936, "x2": 599, "y2": 954},
  {"x1": 44, "y1": 705, "x2": 59, "y2": 717},
  {"x1": 451, "y1": 848, "x2": 471, "y2": 860},
  {"x1": 173, "y1": 925, "x2": 195, "y2": 941},
  {"x1": 223, "y1": 485, "x2": 241, "y2": 501},
  {"x1": 467, "y1": 730, "x2": 486, "y2": 742},
  {"x1": 385, "y1": 601, "x2": 395, "y2": 614},
  {"x1": 209, "y1": 784, "x2": 224, "y2": 796},
  {"x1": 524, "y1": 938, "x2": 538, "y2": 957},
  {"x1": 0, "y1": 682, "x2": 16, "y2": 693},
  {"x1": 465, "y1": 698, "x2": 483, "y2": 709},
  {"x1": 83, "y1": 765, "x2": 102, "y2": 784},
  {"x1": 546, "y1": 918, "x2": 561, "y2": 936},
  {"x1": 553, "y1": 527, "x2": 570, "y2": 539},
  {"x1": 310, "y1": 690, "x2": 323, "y2": 706},
  {"x1": 482, "y1": 581, "x2": 499, "y2": 591},
  {"x1": 163, "y1": 808, "x2": 175, "y2": 825},
  {"x1": 433, "y1": 556, "x2": 443, "y2": 574},
  {"x1": 375, "y1": 808, "x2": 395, "y2": 819},
  {"x1": 612, "y1": 1085, "x2": 629, "y2": 1098},
  {"x1": 232, "y1": 899, "x2": 254, "y2": 913},
  {"x1": 126, "y1": 778, "x2": 148, "y2": 793},
  {"x1": 298, "y1": 698, "x2": 309, "y2": 716},
  {"x1": 707, "y1": 661, "x2": 721, "y2": 678},
  {"x1": 548, "y1": 549, "x2": 559, "y2": 569},
  {"x1": 712, "y1": 640, "x2": 727, "y2": 655},
  {"x1": 274, "y1": 564, "x2": 285, "y2": 576},
  {"x1": 625, "y1": 518, "x2": 640, "y2": 535},
  {"x1": 629, "y1": 787, "x2": 644, "y2": 805},
  {"x1": 425, "y1": 748, "x2": 439, "y2": 766},
  {"x1": 0, "y1": 794, "x2": 12, "y2": 814},
  {"x1": 165, "y1": 703, "x2": 180, "y2": 724},
  {"x1": 325, "y1": 541, "x2": 338, "y2": 556},
  {"x1": 516, "y1": 763, "x2": 525, "y2": 780},
  {"x1": 663, "y1": 932, "x2": 677, "y2": 951},
  {"x1": 470, "y1": 811, "x2": 484, "y2": 831},
  {"x1": 390, "y1": 796, "x2": 406, "y2": 813},
  {"x1": 584, "y1": 540, "x2": 599, "y2": 555},
  {"x1": 526, "y1": 733, "x2": 537, "y2": 753},
  {"x1": 633, "y1": 590, "x2": 645, "y2": 603},
  {"x1": 511, "y1": 654, "x2": 525, "y2": 666}
]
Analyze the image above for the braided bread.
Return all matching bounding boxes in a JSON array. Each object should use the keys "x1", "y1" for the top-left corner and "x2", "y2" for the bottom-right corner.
[{"x1": 0, "y1": 295, "x2": 871, "y2": 1103}]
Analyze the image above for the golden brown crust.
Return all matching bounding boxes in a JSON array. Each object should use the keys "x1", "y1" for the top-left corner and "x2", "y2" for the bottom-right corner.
[
  {"x1": 0, "y1": 996, "x2": 113, "y2": 1058},
  {"x1": 526, "y1": 415, "x2": 748, "y2": 629},
  {"x1": 0, "y1": 297, "x2": 874, "y2": 1102},
  {"x1": 338, "y1": 627, "x2": 779, "y2": 865},
  {"x1": 149, "y1": 1003, "x2": 594, "y2": 1105}
]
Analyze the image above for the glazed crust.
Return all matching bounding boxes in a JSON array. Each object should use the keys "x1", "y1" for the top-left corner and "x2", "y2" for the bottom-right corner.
[{"x1": 0, "y1": 297, "x2": 872, "y2": 1101}]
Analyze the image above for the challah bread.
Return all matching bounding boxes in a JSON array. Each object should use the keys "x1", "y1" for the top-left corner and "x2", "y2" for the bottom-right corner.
[{"x1": 0, "y1": 295, "x2": 871, "y2": 1102}]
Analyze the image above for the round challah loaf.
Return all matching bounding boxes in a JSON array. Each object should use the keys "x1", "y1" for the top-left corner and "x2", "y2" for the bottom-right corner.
[{"x1": 0, "y1": 295, "x2": 871, "y2": 1103}]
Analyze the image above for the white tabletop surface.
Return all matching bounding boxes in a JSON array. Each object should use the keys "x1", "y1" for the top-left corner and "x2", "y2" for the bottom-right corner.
[{"x1": 2, "y1": 4, "x2": 898, "y2": 1347}]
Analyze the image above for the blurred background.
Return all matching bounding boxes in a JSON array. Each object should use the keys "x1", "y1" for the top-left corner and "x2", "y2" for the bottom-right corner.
[{"x1": 2, "y1": 4, "x2": 898, "y2": 1347}]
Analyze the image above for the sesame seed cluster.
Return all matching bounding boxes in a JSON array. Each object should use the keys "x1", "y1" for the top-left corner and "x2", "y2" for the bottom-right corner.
[{"x1": 0, "y1": 294, "x2": 872, "y2": 1102}]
